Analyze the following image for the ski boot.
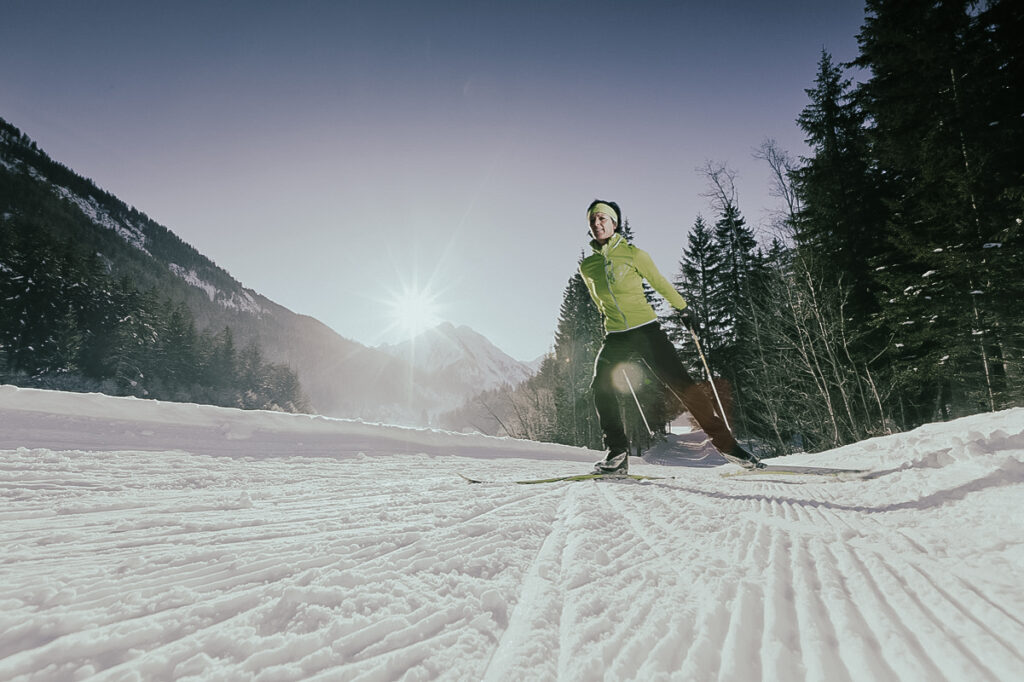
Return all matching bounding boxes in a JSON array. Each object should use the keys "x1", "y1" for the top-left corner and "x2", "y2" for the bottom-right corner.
[
  {"x1": 723, "y1": 443, "x2": 764, "y2": 470},
  {"x1": 592, "y1": 448, "x2": 629, "y2": 475}
]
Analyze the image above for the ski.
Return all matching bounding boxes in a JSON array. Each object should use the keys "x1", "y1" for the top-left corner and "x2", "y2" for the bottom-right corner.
[
  {"x1": 458, "y1": 472, "x2": 666, "y2": 485},
  {"x1": 721, "y1": 465, "x2": 868, "y2": 479}
]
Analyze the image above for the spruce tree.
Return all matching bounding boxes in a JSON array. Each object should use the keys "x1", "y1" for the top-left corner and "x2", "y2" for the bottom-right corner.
[
  {"x1": 855, "y1": 0, "x2": 1024, "y2": 421},
  {"x1": 667, "y1": 214, "x2": 715, "y2": 374},
  {"x1": 792, "y1": 50, "x2": 885, "y2": 322},
  {"x1": 552, "y1": 266, "x2": 604, "y2": 448},
  {"x1": 708, "y1": 203, "x2": 758, "y2": 366},
  {"x1": 159, "y1": 302, "x2": 199, "y2": 396}
]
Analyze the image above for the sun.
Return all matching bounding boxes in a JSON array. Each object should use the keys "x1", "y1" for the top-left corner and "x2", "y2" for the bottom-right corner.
[{"x1": 387, "y1": 285, "x2": 442, "y2": 339}]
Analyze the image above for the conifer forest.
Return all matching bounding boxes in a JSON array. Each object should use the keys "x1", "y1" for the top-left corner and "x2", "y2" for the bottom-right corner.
[
  {"x1": 0, "y1": 208, "x2": 309, "y2": 412},
  {"x1": 0, "y1": 220, "x2": 309, "y2": 412}
]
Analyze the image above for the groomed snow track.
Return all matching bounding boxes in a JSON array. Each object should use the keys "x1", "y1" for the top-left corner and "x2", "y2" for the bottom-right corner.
[{"x1": 1, "y1": 387, "x2": 1022, "y2": 681}]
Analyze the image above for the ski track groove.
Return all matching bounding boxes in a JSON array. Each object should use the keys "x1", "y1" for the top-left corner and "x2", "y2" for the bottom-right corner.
[
  {"x1": 3, "y1": 580, "x2": 287, "y2": 680},
  {"x1": 574, "y1": 483, "x2": 694, "y2": 679},
  {"x1": 951, "y1": 572, "x2": 1024, "y2": 634},
  {"x1": 792, "y1": 535, "x2": 854, "y2": 682},
  {"x1": 480, "y1": 486, "x2": 573, "y2": 682},
  {"x1": 833, "y1": 540, "x2": 948, "y2": 681},
  {"x1": 868, "y1": 552, "x2": 1008, "y2": 681},
  {"x1": 904, "y1": 561, "x2": 1024, "y2": 667},
  {"x1": 631, "y1": 471, "x2": 1022, "y2": 682},
  {"x1": 625, "y1": 493, "x2": 708, "y2": 678},
  {"x1": 762, "y1": 527, "x2": 805, "y2": 681},
  {"x1": 599, "y1": 481, "x2": 763, "y2": 680},
  {"x1": 771, "y1": 481, "x2": 1002, "y2": 682},
  {"x1": 812, "y1": 540, "x2": 902, "y2": 680}
]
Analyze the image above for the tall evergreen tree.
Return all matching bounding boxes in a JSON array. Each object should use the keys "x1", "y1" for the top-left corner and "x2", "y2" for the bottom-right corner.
[
  {"x1": 855, "y1": 0, "x2": 1024, "y2": 422},
  {"x1": 552, "y1": 266, "x2": 604, "y2": 448},
  {"x1": 667, "y1": 214, "x2": 715, "y2": 373},
  {"x1": 160, "y1": 302, "x2": 199, "y2": 395},
  {"x1": 792, "y1": 50, "x2": 885, "y2": 321}
]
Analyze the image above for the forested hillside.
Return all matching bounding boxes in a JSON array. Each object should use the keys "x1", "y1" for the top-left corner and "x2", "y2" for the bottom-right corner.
[{"x1": 0, "y1": 118, "x2": 418, "y2": 418}]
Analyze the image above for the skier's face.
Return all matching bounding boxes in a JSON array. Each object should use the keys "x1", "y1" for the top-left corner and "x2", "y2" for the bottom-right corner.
[{"x1": 589, "y1": 212, "x2": 616, "y2": 244}]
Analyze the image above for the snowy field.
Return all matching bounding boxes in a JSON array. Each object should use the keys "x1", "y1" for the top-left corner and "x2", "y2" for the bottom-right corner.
[{"x1": 1, "y1": 385, "x2": 1023, "y2": 682}]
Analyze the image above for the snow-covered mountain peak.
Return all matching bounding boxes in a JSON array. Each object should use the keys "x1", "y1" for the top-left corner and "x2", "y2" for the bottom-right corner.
[{"x1": 379, "y1": 322, "x2": 534, "y2": 392}]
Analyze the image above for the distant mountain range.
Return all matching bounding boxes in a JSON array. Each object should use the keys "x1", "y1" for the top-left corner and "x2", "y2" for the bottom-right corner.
[
  {"x1": 379, "y1": 321, "x2": 535, "y2": 399},
  {"x1": 0, "y1": 116, "x2": 535, "y2": 425}
]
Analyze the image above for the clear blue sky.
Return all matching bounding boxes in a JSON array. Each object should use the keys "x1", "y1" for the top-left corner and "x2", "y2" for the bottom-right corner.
[{"x1": 1, "y1": 0, "x2": 866, "y2": 361}]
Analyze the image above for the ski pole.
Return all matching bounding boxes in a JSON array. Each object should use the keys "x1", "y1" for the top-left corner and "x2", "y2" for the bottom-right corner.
[
  {"x1": 686, "y1": 326, "x2": 732, "y2": 433},
  {"x1": 621, "y1": 368, "x2": 653, "y2": 437}
]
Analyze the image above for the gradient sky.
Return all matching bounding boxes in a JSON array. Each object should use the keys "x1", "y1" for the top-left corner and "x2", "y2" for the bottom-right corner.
[{"x1": 1, "y1": 0, "x2": 866, "y2": 361}]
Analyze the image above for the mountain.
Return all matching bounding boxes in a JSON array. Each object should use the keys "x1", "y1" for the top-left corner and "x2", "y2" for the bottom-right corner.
[
  {"x1": 524, "y1": 353, "x2": 549, "y2": 375},
  {"x1": 1, "y1": 116, "x2": 522, "y2": 423},
  {"x1": 378, "y1": 322, "x2": 535, "y2": 410}
]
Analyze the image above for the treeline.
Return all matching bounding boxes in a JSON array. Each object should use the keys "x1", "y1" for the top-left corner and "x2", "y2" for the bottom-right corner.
[
  {"x1": 447, "y1": 0, "x2": 1023, "y2": 455},
  {"x1": 0, "y1": 218, "x2": 310, "y2": 412}
]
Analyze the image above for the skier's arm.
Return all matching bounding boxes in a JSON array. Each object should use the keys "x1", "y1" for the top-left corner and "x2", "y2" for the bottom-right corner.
[
  {"x1": 635, "y1": 249, "x2": 688, "y2": 310},
  {"x1": 579, "y1": 266, "x2": 603, "y2": 310}
]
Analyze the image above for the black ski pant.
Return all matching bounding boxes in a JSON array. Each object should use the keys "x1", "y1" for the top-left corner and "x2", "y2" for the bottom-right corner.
[{"x1": 591, "y1": 322, "x2": 737, "y2": 456}]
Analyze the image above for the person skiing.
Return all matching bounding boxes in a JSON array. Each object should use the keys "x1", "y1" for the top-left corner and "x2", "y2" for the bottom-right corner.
[{"x1": 579, "y1": 199, "x2": 762, "y2": 474}]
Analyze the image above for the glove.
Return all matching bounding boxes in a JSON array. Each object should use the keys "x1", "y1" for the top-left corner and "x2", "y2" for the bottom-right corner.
[{"x1": 678, "y1": 308, "x2": 696, "y2": 331}]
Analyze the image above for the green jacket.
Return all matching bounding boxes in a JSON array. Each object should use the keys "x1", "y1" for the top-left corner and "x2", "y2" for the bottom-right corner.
[{"x1": 579, "y1": 233, "x2": 688, "y2": 333}]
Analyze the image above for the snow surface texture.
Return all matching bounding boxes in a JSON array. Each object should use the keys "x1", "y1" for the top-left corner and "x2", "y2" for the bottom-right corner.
[{"x1": 1, "y1": 386, "x2": 1022, "y2": 682}]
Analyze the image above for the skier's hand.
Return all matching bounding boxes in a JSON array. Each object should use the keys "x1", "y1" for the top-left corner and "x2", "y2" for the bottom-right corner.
[{"x1": 678, "y1": 308, "x2": 696, "y2": 331}]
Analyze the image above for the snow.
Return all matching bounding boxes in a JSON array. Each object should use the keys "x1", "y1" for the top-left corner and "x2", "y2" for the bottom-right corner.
[
  {"x1": 1, "y1": 385, "x2": 1022, "y2": 681},
  {"x1": 49, "y1": 184, "x2": 151, "y2": 256},
  {"x1": 169, "y1": 264, "x2": 219, "y2": 302},
  {"x1": 4, "y1": 158, "x2": 150, "y2": 256},
  {"x1": 167, "y1": 265, "x2": 265, "y2": 315}
]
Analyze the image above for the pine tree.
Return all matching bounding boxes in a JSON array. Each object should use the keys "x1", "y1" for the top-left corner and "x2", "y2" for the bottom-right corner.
[
  {"x1": 552, "y1": 266, "x2": 604, "y2": 448},
  {"x1": 792, "y1": 50, "x2": 885, "y2": 321},
  {"x1": 238, "y1": 342, "x2": 266, "y2": 409},
  {"x1": 160, "y1": 302, "x2": 199, "y2": 396},
  {"x1": 105, "y1": 280, "x2": 158, "y2": 396},
  {"x1": 855, "y1": 0, "x2": 1024, "y2": 422},
  {"x1": 667, "y1": 215, "x2": 715, "y2": 373},
  {"x1": 205, "y1": 326, "x2": 238, "y2": 405},
  {"x1": 708, "y1": 203, "x2": 758, "y2": 367}
]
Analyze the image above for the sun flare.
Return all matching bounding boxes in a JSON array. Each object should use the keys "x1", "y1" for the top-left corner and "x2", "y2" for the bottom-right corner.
[{"x1": 388, "y1": 286, "x2": 442, "y2": 339}]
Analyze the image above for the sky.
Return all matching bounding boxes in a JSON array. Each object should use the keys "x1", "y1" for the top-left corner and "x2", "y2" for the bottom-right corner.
[{"x1": 1, "y1": 0, "x2": 867, "y2": 361}]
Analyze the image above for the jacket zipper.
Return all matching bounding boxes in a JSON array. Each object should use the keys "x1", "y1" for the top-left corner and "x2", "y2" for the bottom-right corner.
[{"x1": 603, "y1": 237, "x2": 627, "y2": 326}]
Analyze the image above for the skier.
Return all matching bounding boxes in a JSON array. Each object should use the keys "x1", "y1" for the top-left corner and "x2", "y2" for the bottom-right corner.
[{"x1": 579, "y1": 199, "x2": 762, "y2": 474}]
